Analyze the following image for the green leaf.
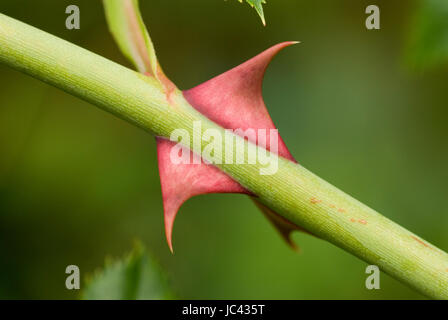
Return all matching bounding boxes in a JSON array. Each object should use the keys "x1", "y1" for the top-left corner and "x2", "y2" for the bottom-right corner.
[
  {"x1": 82, "y1": 244, "x2": 175, "y2": 300},
  {"x1": 406, "y1": 0, "x2": 448, "y2": 69},
  {"x1": 103, "y1": 0, "x2": 175, "y2": 95},
  {"x1": 237, "y1": 0, "x2": 267, "y2": 25},
  {"x1": 103, "y1": 0, "x2": 159, "y2": 76}
]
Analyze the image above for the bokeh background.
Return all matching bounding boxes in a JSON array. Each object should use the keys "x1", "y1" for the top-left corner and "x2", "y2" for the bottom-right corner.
[{"x1": 0, "y1": 0, "x2": 447, "y2": 299}]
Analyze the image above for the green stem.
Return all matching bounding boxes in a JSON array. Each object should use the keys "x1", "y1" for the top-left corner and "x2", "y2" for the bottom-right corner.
[{"x1": 0, "y1": 13, "x2": 447, "y2": 299}]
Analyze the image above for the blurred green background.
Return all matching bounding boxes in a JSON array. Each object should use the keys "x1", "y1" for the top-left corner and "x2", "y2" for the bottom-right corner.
[{"x1": 0, "y1": 0, "x2": 447, "y2": 299}]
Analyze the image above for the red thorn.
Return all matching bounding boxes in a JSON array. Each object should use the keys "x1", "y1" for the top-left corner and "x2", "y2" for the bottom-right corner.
[{"x1": 156, "y1": 42, "x2": 302, "y2": 250}]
